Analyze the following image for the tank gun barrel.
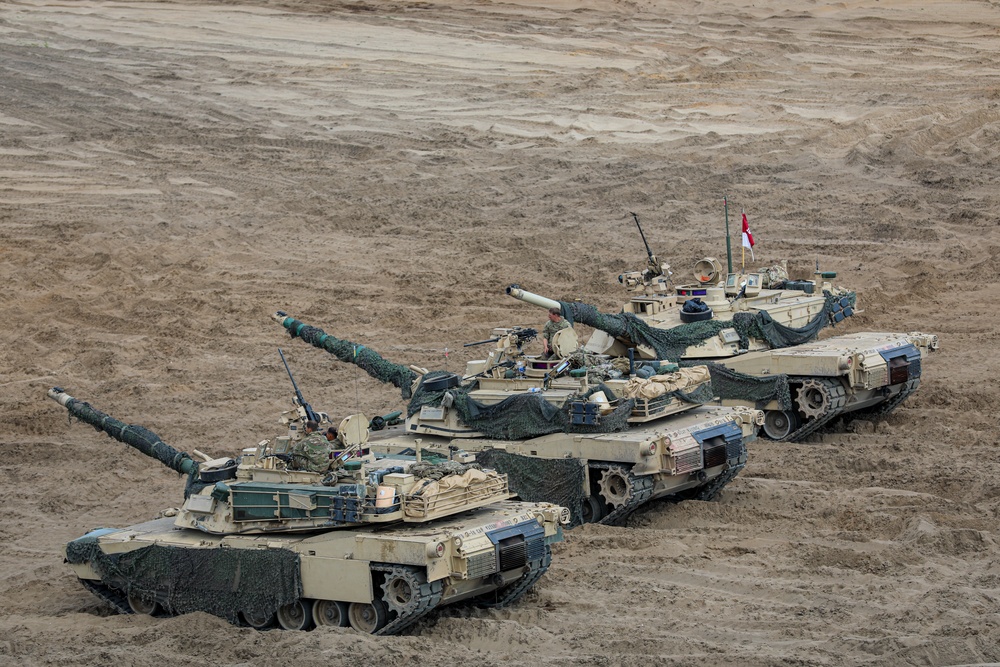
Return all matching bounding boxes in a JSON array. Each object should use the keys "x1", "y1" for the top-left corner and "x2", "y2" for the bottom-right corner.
[
  {"x1": 47, "y1": 387, "x2": 198, "y2": 475},
  {"x1": 505, "y1": 285, "x2": 561, "y2": 311},
  {"x1": 506, "y1": 285, "x2": 685, "y2": 359},
  {"x1": 272, "y1": 311, "x2": 419, "y2": 399}
]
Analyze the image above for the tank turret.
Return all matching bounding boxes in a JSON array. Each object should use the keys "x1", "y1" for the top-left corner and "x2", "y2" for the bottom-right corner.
[
  {"x1": 54, "y1": 385, "x2": 568, "y2": 634},
  {"x1": 504, "y1": 221, "x2": 939, "y2": 443},
  {"x1": 50, "y1": 387, "x2": 521, "y2": 534},
  {"x1": 272, "y1": 312, "x2": 764, "y2": 527}
]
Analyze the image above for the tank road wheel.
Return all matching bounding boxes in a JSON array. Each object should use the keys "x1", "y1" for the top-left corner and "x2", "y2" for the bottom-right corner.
[
  {"x1": 348, "y1": 599, "x2": 389, "y2": 634},
  {"x1": 580, "y1": 494, "x2": 607, "y2": 524},
  {"x1": 380, "y1": 566, "x2": 425, "y2": 617},
  {"x1": 277, "y1": 599, "x2": 315, "y2": 631},
  {"x1": 313, "y1": 600, "x2": 349, "y2": 628},
  {"x1": 795, "y1": 378, "x2": 844, "y2": 421},
  {"x1": 762, "y1": 410, "x2": 801, "y2": 441},
  {"x1": 598, "y1": 465, "x2": 634, "y2": 509},
  {"x1": 126, "y1": 590, "x2": 160, "y2": 616},
  {"x1": 241, "y1": 608, "x2": 277, "y2": 630}
]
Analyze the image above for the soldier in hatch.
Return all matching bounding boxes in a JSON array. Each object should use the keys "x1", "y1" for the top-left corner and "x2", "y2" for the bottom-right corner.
[
  {"x1": 289, "y1": 420, "x2": 336, "y2": 472},
  {"x1": 541, "y1": 306, "x2": 570, "y2": 359}
]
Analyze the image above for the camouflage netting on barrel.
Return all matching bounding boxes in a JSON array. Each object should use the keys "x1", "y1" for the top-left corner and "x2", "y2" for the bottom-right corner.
[
  {"x1": 283, "y1": 319, "x2": 418, "y2": 399},
  {"x1": 557, "y1": 291, "x2": 857, "y2": 362},
  {"x1": 559, "y1": 301, "x2": 726, "y2": 362},
  {"x1": 62, "y1": 398, "x2": 207, "y2": 498},
  {"x1": 66, "y1": 534, "x2": 301, "y2": 623},
  {"x1": 407, "y1": 372, "x2": 634, "y2": 439},
  {"x1": 475, "y1": 450, "x2": 589, "y2": 527}
]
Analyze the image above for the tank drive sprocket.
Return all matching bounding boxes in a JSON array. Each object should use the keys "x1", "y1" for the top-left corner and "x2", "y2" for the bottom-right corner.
[
  {"x1": 598, "y1": 465, "x2": 635, "y2": 508},
  {"x1": 795, "y1": 378, "x2": 847, "y2": 421},
  {"x1": 379, "y1": 565, "x2": 428, "y2": 617},
  {"x1": 371, "y1": 564, "x2": 444, "y2": 635}
]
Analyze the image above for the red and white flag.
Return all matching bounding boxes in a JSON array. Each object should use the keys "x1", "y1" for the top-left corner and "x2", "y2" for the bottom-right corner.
[{"x1": 741, "y1": 212, "x2": 755, "y2": 260}]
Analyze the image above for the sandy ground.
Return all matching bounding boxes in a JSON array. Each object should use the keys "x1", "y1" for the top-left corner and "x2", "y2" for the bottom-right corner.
[{"x1": 2, "y1": 0, "x2": 1000, "y2": 664}]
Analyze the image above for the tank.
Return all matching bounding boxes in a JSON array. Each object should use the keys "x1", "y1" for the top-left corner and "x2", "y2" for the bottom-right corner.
[
  {"x1": 50, "y1": 387, "x2": 568, "y2": 634},
  {"x1": 273, "y1": 312, "x2": 764, "y2": 526},
  {"x1": 504, "y1": 219, "x2": 938, "y2": 442}
]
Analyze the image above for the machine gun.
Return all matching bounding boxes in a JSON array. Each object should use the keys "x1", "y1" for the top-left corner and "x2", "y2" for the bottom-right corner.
[
  {"x1": 462, "y1": 327, "x2": 539, "y2": 380},
  {"x1": 463, "y1": 327, "x2": 537, "y2": 349},
  {"x1": 278, "y1": 348, "x2": 321, "y2": 425},
  {"x1": 632, "y1": 211, "x2": 661, "y2": 277},
  {"x1": 618, "y1": 213, "x2": 672, "y2": 294}
]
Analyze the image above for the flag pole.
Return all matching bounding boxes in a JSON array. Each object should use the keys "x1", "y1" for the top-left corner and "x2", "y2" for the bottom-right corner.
[
  {"x1": 741, "y1": 207, "x2": 746, "y2": 271},
  {"x1": 724, "y1": 196, "x2": 733, "y2": 274}
]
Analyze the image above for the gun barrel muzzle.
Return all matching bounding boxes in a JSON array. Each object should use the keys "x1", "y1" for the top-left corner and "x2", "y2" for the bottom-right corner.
[
  {"x1": 47, "y1": 387, "x2": 74, "y2": 407},
  {"x1": 505, "y1": 285, "x2": 561, "y2": 311}
]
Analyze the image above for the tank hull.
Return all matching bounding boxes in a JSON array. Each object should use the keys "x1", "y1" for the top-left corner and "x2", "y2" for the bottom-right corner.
[
  {"x1": 370, "y1": 406, "x2": 762, "y2": 526},
  {"x1": 67, "y1": 500, "x2": 564, "y2": 634},
  {"x1": 711, "y1": 331, "x2": 934, "y2": 441}
]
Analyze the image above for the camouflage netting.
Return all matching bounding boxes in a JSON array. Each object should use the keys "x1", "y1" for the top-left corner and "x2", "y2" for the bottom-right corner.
[
  {"x1": 558, "y1": 291, "x2": 855, "y2": 408},
  {"x1": 557, "y1": 291, "x2": 856, "y2": 362},
  {"x1": 559, "y1": 300, "x2": 728, "y2": 362},
  {"x1": 61, "y1": 396, "x2": 205, "y2": 498},
  {"x1": 474, "y1": 450, "x2": 589, "y2": 527},
  {"x1": 407, "y1": 460, "x2": 482, "y2": 480},
  {"x1": 667, "y1": 379, "x2": 716, "y2": 405},
  {"x1": 66, "y1": 533, "x2": 301, "y2": 623},
  {"x1": 408, "y1": 372, "x2": 635, "y2": 440},
  {"x1": 282, "y1": 317, "x2": 418, "y2": 399},
  {"x1": 695, "y1": 362, "x2": 793, "y2": 409}
]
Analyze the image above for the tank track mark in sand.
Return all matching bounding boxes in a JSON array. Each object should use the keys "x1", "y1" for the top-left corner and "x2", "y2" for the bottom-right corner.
[
  {"x1": 372, "y1": 563, "x2": 444, "y2": 636},
  {"x1": 476, "y1": 545, "x2": 553, "y2": 609},
  {"x1": 589, "y1": 462, "x2": 655, "y2": 527}
]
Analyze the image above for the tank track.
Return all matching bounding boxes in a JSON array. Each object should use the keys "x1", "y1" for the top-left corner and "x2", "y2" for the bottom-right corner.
[
  {"x1": 692, "y1": 461, "x2": 746, "y2": 502},
  {"x1": 785, "y1": 378, "x2": 848, "y2": 442},
  {"x1": 371, "y1": 563, "x2": 444, "y2": 636},
  {"x1": 590, "y1": 463, "x2": 655, "y2": 526},
  {"x1": 477, "y1": 545, "x2": 553, "y2": 609},
  {"x1": 80, "y1": 580, "x2": 132, "y2": 616},
  {"x1": 851, "y1": 378, "x2": 921, "y2": 422}
]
